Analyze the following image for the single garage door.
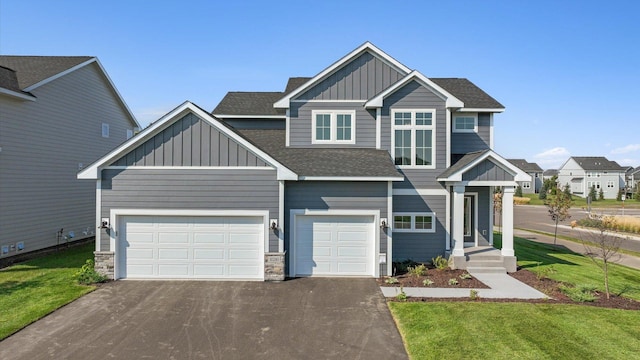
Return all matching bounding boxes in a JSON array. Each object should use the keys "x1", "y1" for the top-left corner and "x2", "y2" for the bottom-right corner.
[
  {"x1": 295, "y1": 215, "x2": 374, "y2": 277},
  {"x1": 119, "y1": 215, "x2": 264, "y2": 279}
]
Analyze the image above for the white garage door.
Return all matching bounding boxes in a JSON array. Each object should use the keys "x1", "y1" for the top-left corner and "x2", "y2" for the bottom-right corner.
[
  {"x1": 294, "y1": 215, "x2": 374, "y2": 277},
  {"x1": 119, "y1": 216, "x2": 264, "y2": 279}
]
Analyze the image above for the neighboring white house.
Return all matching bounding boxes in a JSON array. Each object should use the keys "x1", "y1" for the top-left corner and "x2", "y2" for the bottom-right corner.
[
  {"x1": 625, "y1": 166, "x2": 640, "y2": 196},
  {"x1": 0, "y1": 56, "x2": 139, "y2": 263},
  {"x1": 507, "y1": 159, "x2": 543, "y2": 194},
  {"x1": 557, "y1": 157, "x2": 626, "y2": 199},
  {"x1": 543, "y1": 169, "x2": 558, "y2": 181}
]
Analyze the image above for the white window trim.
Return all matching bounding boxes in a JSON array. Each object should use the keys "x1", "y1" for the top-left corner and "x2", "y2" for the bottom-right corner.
[
  {"x1": 452, "y1": 112, "x2": 478, "y2": 133},
  {"x1": 392, "y1": 212, "x2": 436, "y2": 233},
  {"x1": 311, "y1": 110, "x2": 356, "y2": 144},
  {"x1": 522, "y1": 182, "x2": 531, "y2": 189},
  {"x1": 607, "y1": 180, "x2": 615, "y2": 188},
  {"x1": 391, "y1": 109, "x2": 436, "y2": 169}
]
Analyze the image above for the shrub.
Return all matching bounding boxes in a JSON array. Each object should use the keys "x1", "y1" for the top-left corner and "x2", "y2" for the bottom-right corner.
[
  {"x1": 589, "y1": 185, "x2": 597, "y2": 201},
  {"x1": 75, "y1": 259, "x2": 107, "y2": 285},
  {"x1": 514, "y1": 196, "x2": 531, "y2": 205},
  {"x1": 385, "y1": 277, "x2": 399, "y2": 284},
  {"x1": 598, "y1": 189, "x2": 605, "y2": 201},
  {"x1": 432, "y1": 255, "x2": 449, "y2": 270},
  {"x1": 559, "y1": 284, "x2": 597, "y2": 302},
  {"x1": 470, "y1": 289, "x2": 479, "y2": 300},
  {"x1": 393, "y1": 259, "x2": 418, "y2": 275},
  {"x1": 422, "y1": 278, "x2": 434, "y2": 286},
  {"x1": 396, "y1": 287, "x2": 407, "y2": 302},
  {"x1": 407, "y1": 263, "x2": 428, "y2": 277},
  {"x1": 448, "y1": 278, "x2": 459, "y2": 286},
  {"x1": 515, "y1": 185, "x2": 523, "y2": 197},
  {"x1": 459, "y1": 272, "x2": 472, "y2": 280}
]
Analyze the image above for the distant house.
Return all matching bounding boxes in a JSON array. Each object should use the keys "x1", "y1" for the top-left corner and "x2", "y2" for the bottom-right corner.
[
  {"x1": 543, "y1": 169, "x2": 558, "y2": 181},
  {"x1": 557, "y1": 157, "x2": 626, "y2": 199},
  {"x1": 626, "y1": 166, "x2": 640, "y2": 195},
  {"x1": 0, "y1": 56, "x2": 138, "y2": 262},
  {"x1": 507, "y1": 159, "x2": 543, "y2": 194}
]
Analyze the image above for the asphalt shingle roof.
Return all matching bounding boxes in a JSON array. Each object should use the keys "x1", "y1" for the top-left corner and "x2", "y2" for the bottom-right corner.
[
  {"x1": 571, "y1": 157, "x2": 626, "y2": 171},
  {"x1": 237, "y1": 129, "x2": 402, "y2": 178},
  {"x1": 438, "y1": 150, "x2": 490, "y2": 179},
  {"x1": 0, "y1": 56, "x2": 93, "y2": 89},
  {"x1": 212, "y1": 92, "x2": 285, "y2": 116},
  {"x1": 543, "y1": 169, "x2": 559, "y2": 177},
  {"x1": 284, "y1": 77, "x2": 311, "y2": 94},
  {"x1": 430, "y1": 78, "x2": 504, "y2": 109},
  {"x1": 0, "y1": 66, "x2": 23, "y2": 93},
  {"x1": 507, "y1": 159, "x2": 543, "y2": 173}
]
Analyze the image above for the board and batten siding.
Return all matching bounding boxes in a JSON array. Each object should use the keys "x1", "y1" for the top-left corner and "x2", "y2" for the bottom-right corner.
[
  {"x1": 380, "y1": 80, "x2": 447, "y2": 189},
  {"x1": 0, "y1": 62, "x2": 136, "y2": 258},
  {"x1": 451, "y1": 113, "x2": 491, "y2": 154},
  {"x1": 462, "y1": 159, "x2": 514, "y2": 182},
  {"x1": 297, "y1": 51, "x2": 405, "y2": 101},
  {"x1": 392, "y1": 195, "x2": 447, "y2": 262},
  {"x1": 99, "y1": 168, "x2": 279, "y2": 252},
  {"x1": 112, "y1": 113, "x2": 269, "y2": 167},
  {"x1": 288, "y1": 102, "x2": 376, "y2": 147},
  {"x1": 284, "y1": 181, "x2": 389, "y2": 275}
]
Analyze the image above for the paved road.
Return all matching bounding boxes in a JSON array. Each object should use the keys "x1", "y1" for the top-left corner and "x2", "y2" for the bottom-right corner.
[
  {"x1": 0, "y1": 279, "x2": 407, "y2": 360},
  {"x1": 513, "y1": 205, "x2": 640, "y2": 253}
]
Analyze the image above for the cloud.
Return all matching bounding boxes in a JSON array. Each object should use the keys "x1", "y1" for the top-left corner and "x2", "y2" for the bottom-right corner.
[
  {"x1": 610, "y1": 144, "x2": 640, "y2": 154},
  {"x1": 532, "y1": 147, "x2": 571, "y2": 169}
]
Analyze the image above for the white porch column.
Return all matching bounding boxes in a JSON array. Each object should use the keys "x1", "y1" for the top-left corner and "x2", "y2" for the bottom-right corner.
[
  {"x1": 452, "y1": 185, "x2": 466, "y2": 256},
  {"x1": 501, "y1": 186, "x2": 515, "y2": 256}
]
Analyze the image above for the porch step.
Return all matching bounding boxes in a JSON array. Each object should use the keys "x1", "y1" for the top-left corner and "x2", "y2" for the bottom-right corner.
[
  {"x1": 466, "y1": 259, "x2": 506, "y2": 268},
  {"x1": 465, "y1": 254, "x2": 503, "y2": 261},
  {"x1": 467, "y1": 266, "x2": 507, "y2": 274}
]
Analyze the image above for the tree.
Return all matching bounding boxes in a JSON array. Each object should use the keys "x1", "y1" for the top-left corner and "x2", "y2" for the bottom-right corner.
[
  {"x1": 539, "y1": 181, "x2": 548, "y2": 200},
  {"x1": 563, "y1": 184, "x2": 572, "y2": 200},
  {"x1": 515, "y1": 185, "x2": 523, "y2": 197},
  {"x1": 545, "y1": 190, "x2": 572, "y2": 245},
  {"x1": 588, "y1": 185, "x2": 597, "y2": 202},
  {"x1": 616, "y1": 189, "x2": 623, "y2": 201},
  {"x1": 577, "y1": 218, "x2": 623, "y2": 299},
  {"x1": 636, "y1": 188, "x2": 640, "y2": 202},
  {"x1": 539, "y1": 175, "x2": 558, "y2": 200},
  {"x1": 598, "y1": 188, "x2": 605, "y2": 201}
]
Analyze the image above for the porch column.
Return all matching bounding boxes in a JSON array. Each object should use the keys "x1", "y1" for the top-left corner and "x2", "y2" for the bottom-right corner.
[
  {"x1": 452, "y1": 185, "x2": 466, "y2": 256},
  {"x1": 501, "y1": 186, "x2": 515, "y2": 256}
]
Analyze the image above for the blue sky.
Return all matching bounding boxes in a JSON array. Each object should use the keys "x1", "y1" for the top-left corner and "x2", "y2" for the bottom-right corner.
[{"x1": 1, "y1": 0, "x2": 639, "y2": 169}]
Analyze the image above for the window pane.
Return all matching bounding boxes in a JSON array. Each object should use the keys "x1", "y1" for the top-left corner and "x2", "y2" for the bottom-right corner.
[
  {"x1": 415, "y1": 216, "x2": 433, "y2": 230},
  {"x1": 455, "y1": 117, "x2": 475, "y2": 130},
  {"x1": 315, "y1": 114, "x2": 331, "y2": 140},
  {"x1": 415, "y1": 130, "x2": 432, "y2": 166},
  {"x1": 394, "y1": 112, "x2": 411, "y2": 126},
  {"x1": 394, "y1": 216, "x2": 411, "y2": 229},
  {"x1": 336, "y1": 114, "x2": 351, "y2": 141},
  {"x1": 416, "y1": 112, "x2": 432, "y2": 126},
  {"x1": 395, "y1": 130, "x2": 411, "y2": 165}
]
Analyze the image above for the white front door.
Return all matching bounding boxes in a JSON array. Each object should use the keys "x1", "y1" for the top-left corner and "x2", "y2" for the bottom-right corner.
[
  {"x1": 119, "y1": 215, "x2": 264, "y2": 279},
  {"x1": 294, "y1": 215, "x2": 374, "y2": 277}
]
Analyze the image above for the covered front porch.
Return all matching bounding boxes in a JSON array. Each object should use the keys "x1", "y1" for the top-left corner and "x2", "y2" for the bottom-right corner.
[{"x1": 438, "y1": 150, "x2": 531, "y2": 273}]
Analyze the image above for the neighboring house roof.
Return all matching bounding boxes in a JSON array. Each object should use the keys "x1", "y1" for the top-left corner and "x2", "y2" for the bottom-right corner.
[
  {"x1": 568, "y1": 156, "x2": 626, "y2": 171},
  {"x1": 506, "y1": 159, "x2": 543, "y2": 173},
  {"x1": 0, "y1": 65, "x2": 35, "y2": 100},
  {"x1": 238, "y1": 129, "x2": 403, "y2": 180},
  {"x1": 213, "y1": 92, "x2": 285, "y2": 116},
  {"x1": 430, "y1": 78, "x2": 504, "y2": 110},
  {"x1": 543, "y1": 169, "x2": 558, "y2": 177},
  {"x1": 438, "y1": 149, "x2": 531, "y2": 183},
  {"x1": 633, "y1": 166, "x2": 640, "y2": 175},
  {"x1": 284, "y1": 77, "x2": 311, "y2": 94}
]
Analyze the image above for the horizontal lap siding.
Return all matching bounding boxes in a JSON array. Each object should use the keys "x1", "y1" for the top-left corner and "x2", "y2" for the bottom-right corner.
[
  {"x1": 289, "y1": 102, "x2": 376, "y2": 147},
  {"x1": 392, "y1": 195, "x2": 446, "y2": 262},
  {"x1": 382, "y1": 81, "x2": 447, "y2": 189},
  {"x1": 100, "y1": 169, "x2": 279, "y2": 252},
  {"x1": 0, "y1": 63, "x2": 135, "y2": 257},
  {"x1": 298, "y1": 52, "x2": 404, "y2": 100},
  {"x1": 112, "y1": 113, "x2": 268, "y2": 167},
  {"x1": 451, "y1": 113, "x2": 491, "y2": 154},
  {"x1": 285, "y1": 181, "x2": 389, "y2": 274}
]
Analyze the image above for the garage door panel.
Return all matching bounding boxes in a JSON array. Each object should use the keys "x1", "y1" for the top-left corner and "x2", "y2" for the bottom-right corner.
[
  {"x1": 229, "y1": 265, "x2": 261, "y2": 276},
  {"x1": 127, "y1": 248, "x2": 154, "y2": 260},
  {"x1": 194, "y1": 265, "x2": 225, "y2": 276},
  {"x1": 126, "y1": 232, "x2": 154, "y2": 243},
  {"x1": 229, "y1": 233, "x2": 261, "y2": 244},
  {"x1": 193, "y1": 249, "x2": 225, "y2": 260},
  {"x1": 158, "y1": 264, "x2": 189, "y2": 276},
  {"x1": 229, "y1": 249, "x2": 260, "y2": 260},
  {"x1": 158, "y1": 232, "x2": 189, "y2": 244},
  {"x1": 337, "y1": 246, "x2": 367, "y2": 257},
  {"x1": 338, "y1": 231, "x2": 368, "y2": 242},
  {"x1": 313, "y1": 246, "x2": 333, "y2": 257},
  {"x1": 338, "y1": 263, "x2": 367, "y2": 273},
  {"x1": 127, "y1": 264, "x2": 154, "y2": 276},
  {"x1": 193, "y1": 233, "x2": 225, "y2": 244},
  {"x1": 158, "y1": 248, "x2": 189, "y2": 260}
]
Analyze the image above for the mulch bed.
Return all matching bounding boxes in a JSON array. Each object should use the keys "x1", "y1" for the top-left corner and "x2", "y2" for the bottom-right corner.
[{"x1": 380, "y1": 267, "x2": 640, "y2": 310}]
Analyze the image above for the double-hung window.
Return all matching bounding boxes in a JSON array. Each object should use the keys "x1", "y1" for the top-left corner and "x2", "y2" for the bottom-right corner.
[
  {"x1": 453, "y1": 113, "x2": 477, "y2": 133},
  {"x1": 522, "y1": 182, "x2": 531, "y2": 189},
  {"x1": 312, "y1": 110, "x2": 356, "y2": 144},
  {"x1": 392, "y1": 109, "x2": 435, "y2": 168},
  {"x1": 393, "y1": 213, "x2": 436, "y2": 233},
  {"x1": 607, "y1": 180, "x2": 615, "y2": 188}
]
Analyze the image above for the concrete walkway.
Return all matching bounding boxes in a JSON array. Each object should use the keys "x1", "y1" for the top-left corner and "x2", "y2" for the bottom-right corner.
[{"x1": 380, "y1": 271, "x2": 548, "y2": 299}]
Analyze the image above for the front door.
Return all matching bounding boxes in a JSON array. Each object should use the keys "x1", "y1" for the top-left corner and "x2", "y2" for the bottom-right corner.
[{"x1": 463, "y1": 195, "x2": 476, "y2": 247}]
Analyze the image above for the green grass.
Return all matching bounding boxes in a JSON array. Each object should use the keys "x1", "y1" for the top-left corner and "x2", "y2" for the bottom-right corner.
[
  {"x1": 494, "y1": 234, "x2": 640, "y2": 301},
  {"x1": 0, "y1": 243, "x2": 96, "y2": 340},
  {"x1": 389, "y1": 302, "x2": 640, "y2": 360},
  {"x1": 521, "y1": 193, "x2": 640, "y2": 209}
]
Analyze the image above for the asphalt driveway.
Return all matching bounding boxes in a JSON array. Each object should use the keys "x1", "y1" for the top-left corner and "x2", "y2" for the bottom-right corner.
[{"x1": 0, "y1": 278, "x2": 407, "y2": 359}]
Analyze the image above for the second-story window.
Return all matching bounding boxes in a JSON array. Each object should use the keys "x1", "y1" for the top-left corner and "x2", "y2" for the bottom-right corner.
[
  {"x1": 311, "y1": 110, "x2": 356, "y2": 144},
  {"x1": 392, "y1": 109, "x2": 435, "y2": 168},
  {"x1": 453, "y1": 113, "x2": 478, "y2": 133}
]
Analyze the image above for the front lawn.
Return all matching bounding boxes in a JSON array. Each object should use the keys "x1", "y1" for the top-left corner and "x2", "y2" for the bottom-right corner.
[
  {"x1": 0, "y1": 243, "x2": 96, "y2": 340},
  {"x1": 521, "y1": 193, "x2": 640, "y2": 209},
  {"x1": 389, "y1": 302, "x2": 640, "y2": 360}
]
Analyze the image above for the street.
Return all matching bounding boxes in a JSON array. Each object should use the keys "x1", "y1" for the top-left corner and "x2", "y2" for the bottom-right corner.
[{"x1": 512, "y1": 205, "x2": 640, "y2": 253}]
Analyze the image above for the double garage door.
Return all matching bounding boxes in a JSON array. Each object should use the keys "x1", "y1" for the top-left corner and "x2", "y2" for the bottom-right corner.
[
  {"x1": 294, "y1": 215, "x2": 375, "y2": 277},
  {"x1": 118, "y1": 215, "x2": 264, "y2": 280}
]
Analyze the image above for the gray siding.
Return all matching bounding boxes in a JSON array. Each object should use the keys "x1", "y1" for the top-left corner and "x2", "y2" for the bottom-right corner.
[
  {"x1": 289, "y1": 102, "x2": 377, "y2": 147},
  {"x1": 462, "y1": 159, "x2": 514, "y2": 181},
  {"x1": 0, "y1": 63, "x2": 136, "y2": 258},
  {"x1": 465, "y1": 187, "x2": 490, "y2": 245},
  {"x1": 112, "y1": 114, "x2": 268, "y2": 167},
  {"x1": 381, "y1": 81, "x2": 447, "y2": 189},
  {"x1": 297, "y1": 51, "x2": 404, "y2": 100},
  {"x1": 100, "y1": 168, "x2": 279, "y2": 252},
  {"x1": 392, "y1": 195, "x2": 447, "y2": 262},
  {"x1": 285, "y1": 181, "x2": 389, "y2": 275},
  {"x1": 451, "y1": 113, "x2": 491, "y2": 154}
]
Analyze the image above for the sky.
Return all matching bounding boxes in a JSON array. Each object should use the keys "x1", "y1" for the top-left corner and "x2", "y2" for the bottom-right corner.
[{"x1": 1, "y1": 0, "x2": 639, "y2": 169}]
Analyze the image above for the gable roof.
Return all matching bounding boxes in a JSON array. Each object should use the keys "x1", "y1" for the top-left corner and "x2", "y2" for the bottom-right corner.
[
  {"x1": 238, "y1": 129, "x2": 403, "y2": 180},
  {"x1": 274, "y1": 41, "x2": 411, "y2": 108},
  {"x1": 213, "y1": 92, "x2": 285, "y2": 117},
  {"x1": 569, "y1": 157, "x2": 626, "y2": 171},
  {"x1": 507, "y1": 159, "x2": 543, "y2": 173},
  {"x1": 284, "y1": 77, "x2": 311, "y2": 94},
  {"x1": 78, "y1": 101, "x2": 297, "y2": 181},
  {"x1": 430, "y1": 78, "x2": 504, "y2": 110},
  {"x1": 543, "y1": 169, "x2": 559, "y2": 177},
  {"x1": 0, "y1": 65, "x2": 35, "y2": 100},
  {"x1": 438, "y1": 149, "x2": 530, "y2": 183}
]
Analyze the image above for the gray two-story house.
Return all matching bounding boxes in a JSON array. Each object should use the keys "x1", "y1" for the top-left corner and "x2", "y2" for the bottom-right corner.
[
  {"x1": 507, "y1": 159, "x2": 543, "y2": 194},
  {"x1": 79, "y1": 42, "x2": 529, "y2": 280},
  {"x1": 557, "y1": 156, "x2": 626, "y2": 199}
]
